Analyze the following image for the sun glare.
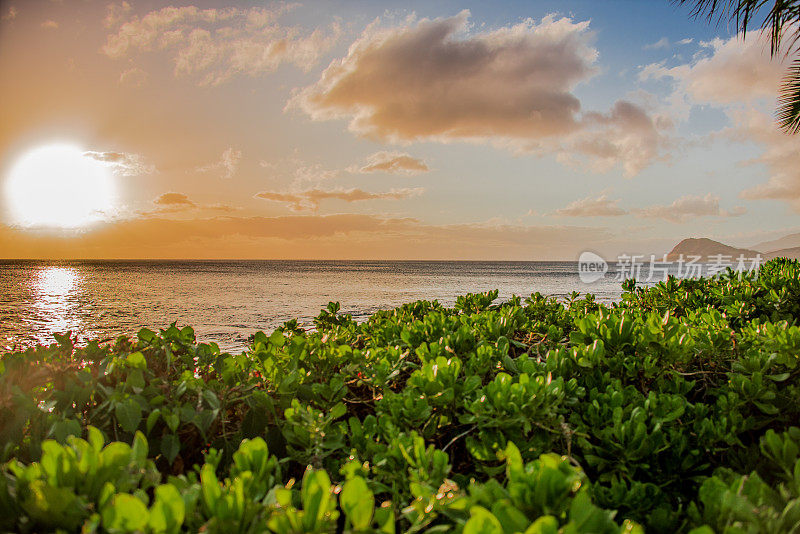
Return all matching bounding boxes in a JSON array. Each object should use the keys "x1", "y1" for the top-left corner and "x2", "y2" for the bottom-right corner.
[{"x1": 4, "y1": 143, "x2": 116, "y2": 229}]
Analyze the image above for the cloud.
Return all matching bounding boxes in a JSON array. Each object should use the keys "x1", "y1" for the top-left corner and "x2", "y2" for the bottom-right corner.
[
  {"x1": 102, "y1": 5, "x2": 341, "y2": 85},
  {"x1": 735, "y1": 108, "x2": 800, "y2": 210},
  {"x1": 558, "y1": 100, "x2": 673, "y2": 177},
  {"x1": 554, "y1": 194, "x2": 626, "y2": 217},
  {"x1": 639, "y1": 32, "x2": 786, "y2": 105},
  {"x1": 255, "y1": 187, "x2": 424, "y2": 211},
  {"x1": 292, "y1": 11, "x2": 670, "y2": 176},
  {"x1": 291, "y1": 11, "x2": 596, "y2": 143},
  {"x1": 41, "y1": 20, "x2": 58, "y2": 30},
  {"x1": 641, "y1": 31, "x2": 800, "y2": 209},
  {"x1": 119, "y1": 67, "x2": 148, "y2": 87},
  {"x1": 196, "y1": 147, "x2": 241, "y2": 179},
  {"x1": 643, "y1": 37, "x2": 693, "y2": 50},
  {"x1": 350, "y1": 151, "x2": 429, "y2": 175},
  {"x1": 2, "y1": 6, "x2": 17, "y2": 21},
  {"x1": 149, "y1": 192, "x2": 237, "y2": 214},
  {"x1": 636, "y1": 193, "x2": 746, "y2": 223},
  {"x1": 154, "y1": 192, "x2": 195, "y2": 208},
  {"x1": 83, "y1": 150, "x2": 155, "y2": 176},
  {"x1": 104, "y1": 1, "x2": 132, "y2": 29},
  {"x1": 644, "y1": 37, "x2": 669, "y2": 50}
]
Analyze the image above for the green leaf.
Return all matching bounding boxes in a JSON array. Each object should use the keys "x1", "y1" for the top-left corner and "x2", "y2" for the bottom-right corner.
[
  {"x1": 161, "y1": 434, "x2": 180, "y2": 465},
  {"x1": 341, "y1": 477, "x2": 374, "y2": 530},
  {"x1": 301, "y1": 469, "x2": 333, "y2": 530},
  {"x1": 115, "y1": 400, "x2": 142, "y2": 433},
  {"x1": 464, "y1": 506, "x2": 504, "y2": 534},
  {"x1": 491, "y1": 500, "x2": 529, "y2": 533},
  {"x1": 126, "y1": 351, "x2": 147, "y2": 369},
  {"x1": 149, "y1": 484, "x2": 185, "y2": 534},
  {"x1": 163, "y1": 412, "x2": 180, "y2": 433},
  {"x1": 329, "y1": 403, "x2": 347, "y2": 420},
  {"x1": 524, "y1": 516, "x2": 559, "y2": 534},
  {"x1": 200, "y1": 464, "x2": 221, "y2": 514},
  {"x1": 137, "y1": 328, "x2": 157, "y2": 343},
  {"x1": 147, "y1": 409, "x2": 162, "y2": 434},
  {"x1": 101, "y1": 494, "x2": 149, "y2": 532}
]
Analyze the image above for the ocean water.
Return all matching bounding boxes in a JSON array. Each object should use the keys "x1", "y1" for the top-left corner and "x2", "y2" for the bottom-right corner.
[{"x1": 0, "y1": 260, "x2": 625, "y2": 352}]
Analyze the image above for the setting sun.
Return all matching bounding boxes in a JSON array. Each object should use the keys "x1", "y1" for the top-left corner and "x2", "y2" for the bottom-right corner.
[{"x1": 4, "y1": 143, "x2": 116, "y2": 229}]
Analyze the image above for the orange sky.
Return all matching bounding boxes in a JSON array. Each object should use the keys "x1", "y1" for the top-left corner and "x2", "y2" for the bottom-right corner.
[{"x1": 1, "y1": 1, "x2": 799, "y2": 259}]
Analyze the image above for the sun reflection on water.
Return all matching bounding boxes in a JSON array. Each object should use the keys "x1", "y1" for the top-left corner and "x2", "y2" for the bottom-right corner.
[
  {"x1": 37, "y1": 267, "x2": 79, "y2": 296},
  {"x1": 32, "y1": 266, "x2": 83, "y2": 340}
]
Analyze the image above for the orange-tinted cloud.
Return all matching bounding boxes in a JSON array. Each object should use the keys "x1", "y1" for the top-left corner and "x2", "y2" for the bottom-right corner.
[
  {"x1": 736, "y1": 108, "x2": 800, "y2": 210},
  {"x1": 292, "y1": 11, "x2": 595, "y2": 143},
  {"x1": 292, "y1": 11, "x2": 670, "y2": 176},
  {"x1": 560, "y1": 100, "x2": 673, "y2": 177},
  {"x1": 1, "y1": 6, "x2": 17, "y2": 21},
  {"x1": 554, "y1": 194, "x2": 626, "y2": 217},
  {"x1": 154, "y1": 192, "x2": 195, "y2": 207},
  {"x1": 148, "y1": 192, "x2": 237, "y2": 214},
  {"x1": 351, "y1": 151, "x2": 429, "y2": 175},
  {"x1": 636, "y1": 194, "x2": 745, "y2": 223},
  {"x1": 119, "y1": 67, "x2": 148, "y2": 87},
  {"x1": 102, "y1": 5, "x2": 341, "y2": 86},
  {"x1": 195, "y1": 147, "x2": 241, "y2": 179},
  {"x1": 83, "y1": 150, "x2": 155, "y2": 176},
  {"x1": 256, "y1": 187, "x2": 424, "y2": 211}
]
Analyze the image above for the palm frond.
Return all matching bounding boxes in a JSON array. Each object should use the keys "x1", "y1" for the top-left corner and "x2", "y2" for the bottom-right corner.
[
  {"x1": 674, "y1": 0, "x2": 800, "y2": 55},
  {"x1": 677, "y1": 0, "x2": 800, "y2": 134},
  {"x1": 777, "y1": 59, "x2": 800, "y2": 133}
]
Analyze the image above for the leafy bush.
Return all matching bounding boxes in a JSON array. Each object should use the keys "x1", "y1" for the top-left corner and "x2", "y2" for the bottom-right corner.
[{"x1": 2, "y1": 258, "x2": 800, "y2": 532}]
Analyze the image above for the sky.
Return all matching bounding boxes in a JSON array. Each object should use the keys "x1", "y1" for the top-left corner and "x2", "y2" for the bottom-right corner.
[{"x1": 1, "y1": 0, "x2": 799, "y2": 260}]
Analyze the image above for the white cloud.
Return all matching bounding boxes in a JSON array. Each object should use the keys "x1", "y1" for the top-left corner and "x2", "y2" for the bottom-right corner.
[
  {"x1": 640, "y1": 30, "x2": 800, "y2": 210},
  {"x1": 644, "y1": 37, "x2": 669, "y2": 50},
  {"x1": 639, "y1": 32, "x2": 786, "y2": 105},
  {"x1": 644, "y1": 37, "x2": 693, "y2": 50}
]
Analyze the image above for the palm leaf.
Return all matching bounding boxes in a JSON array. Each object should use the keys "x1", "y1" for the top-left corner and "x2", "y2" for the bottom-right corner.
[
  {"x1": 676, "y1": 0, "x2": 800, "y2": 134},
  {"x1": 777, "y1": 59, "x2": 800, "y2": 133}
]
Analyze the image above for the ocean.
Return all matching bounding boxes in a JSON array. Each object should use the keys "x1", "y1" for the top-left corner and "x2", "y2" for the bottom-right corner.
[{"x1": 0, "y1": 260, "x2": 625, "y2": 352}]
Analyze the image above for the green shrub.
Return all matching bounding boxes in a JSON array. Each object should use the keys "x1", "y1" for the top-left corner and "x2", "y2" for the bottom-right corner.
[{"x1": 3, "y1": 258, "x2": 800, "y2": 532}]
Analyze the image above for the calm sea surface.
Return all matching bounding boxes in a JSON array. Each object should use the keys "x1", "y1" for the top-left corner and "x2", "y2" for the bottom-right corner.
[{"x1": 0, "y1": 260, "x2": 625, "y2": 352}]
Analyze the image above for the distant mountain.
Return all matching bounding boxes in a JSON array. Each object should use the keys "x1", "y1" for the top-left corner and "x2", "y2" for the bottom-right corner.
[
  {"x1": 764, "y1": 246, "x2": 800, "y2": 260},
  {"x1": 751, "y1": 232, "x2": 800, "y2": 253},
  {"x1": 665, "y1": 238, "x2": 761, "y2": 261}
]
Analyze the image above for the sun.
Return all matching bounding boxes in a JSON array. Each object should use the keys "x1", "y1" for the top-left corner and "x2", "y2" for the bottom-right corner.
[{"x1": 4, "y1": 143, "x2": 117, "y2": 229}]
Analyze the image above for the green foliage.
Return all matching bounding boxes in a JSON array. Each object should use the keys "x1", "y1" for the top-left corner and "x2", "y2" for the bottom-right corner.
[{"x1": 3, "y1": 258, "x2": 800, "y2": 531}]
